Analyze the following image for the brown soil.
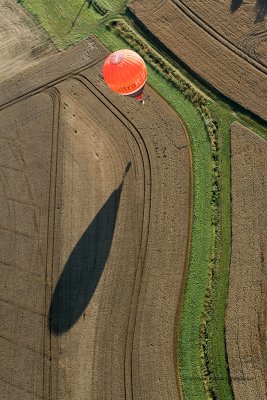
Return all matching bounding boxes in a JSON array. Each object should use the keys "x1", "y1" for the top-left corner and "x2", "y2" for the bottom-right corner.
[
  {"x1": 129, "y1": 0, "x2": 267, "y2": 121},
  {"x1": 226, "y1": 122, "x2": 267, "y2": 399},
  {"x1": 0, "y1": 0, "x2": 56, "y2": 82},
  {"x1": 175, "y1": 0, "x2": 267, "y2": 67},
  {"x1": 0, "y1": 37, "x2": 191, "y2": 399}
]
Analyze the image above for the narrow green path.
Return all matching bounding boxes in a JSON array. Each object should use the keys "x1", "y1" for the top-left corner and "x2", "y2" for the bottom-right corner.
[{"x1": 18, "y1": 1, "x2": 267, "y2": 399}]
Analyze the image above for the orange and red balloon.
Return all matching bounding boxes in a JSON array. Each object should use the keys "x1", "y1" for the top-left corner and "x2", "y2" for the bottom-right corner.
[{"x1": 102, "y1": 49, "x2": 147, "y2": 102}]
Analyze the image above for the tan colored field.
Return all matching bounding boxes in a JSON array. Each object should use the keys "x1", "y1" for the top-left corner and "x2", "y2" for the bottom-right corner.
[
  {"x1": 0, "y1": 0, "x2": 56, "y2": 82},
  {"x1": 226, "y1": 122, "x2": 267, "y2": 399},
  {"x1": 177, "y1": 0, "x2": 267, "y2": 67},
  {"x1": 129, "y1": 0, "x2": 267, "y2": 121},
  {"x1": 0, "y1": 38, "x2": 191, "y2": 399}
]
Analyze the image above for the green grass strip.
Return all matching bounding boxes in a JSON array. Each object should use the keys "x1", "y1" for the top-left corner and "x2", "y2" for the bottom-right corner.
[
  {"x1": 20, "y1": 0, "x2": 101, "y2": 48},
  {"x1": 105, "y1": 18, "x2": 217, "y2": 400},
  {"x1": 18, "y1": 4, "x2": 267, "y2": 398},
  {"x1": 200, "y1": 104, "x2": 233, "y2": 399}
]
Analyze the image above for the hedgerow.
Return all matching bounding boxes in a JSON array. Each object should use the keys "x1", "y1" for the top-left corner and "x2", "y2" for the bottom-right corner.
[
  {"x1": 106, "y1": 17, "x2": 224, "y2": 399},
  {"x1": 91, "y1": 0, "x2": 111, "y2": 16}
]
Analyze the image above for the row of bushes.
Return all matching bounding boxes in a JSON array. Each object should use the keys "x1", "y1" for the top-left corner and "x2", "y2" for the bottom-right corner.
[
  {"x1": 199, "y1": 113, "x2": 221, "y2": 398},
  {"x1": 91, "y1": 0, "x2": 110, "y2": 16},
  {"x1": 106, "y1": 19, "x2": 208, "y2": 109},
  {"x1": 107, "y1": 18, "x2": 222, "y2": 399}
]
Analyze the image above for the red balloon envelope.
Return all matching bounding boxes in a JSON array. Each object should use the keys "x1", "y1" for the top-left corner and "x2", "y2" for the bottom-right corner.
[{"x1": 102, "y1": 49, "x2": 147, "y2": 102}]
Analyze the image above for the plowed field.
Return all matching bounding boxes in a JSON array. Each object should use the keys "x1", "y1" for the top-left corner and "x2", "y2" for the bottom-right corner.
[
  {"x1": 0, "y1": 0, "x2": 56, "y2": 82},
  {"x1": 175, "y1": 0, "x2": 267, "y2": 67},
  {"x1": 226, "y1": 122, "x2": 267, "y2": 399},
  {"x1": 129, "y1": 0, "x2": 267, "y2": 121},
  {"x1": 0, "y1": 38, "x2": 191, "y2": 399}
]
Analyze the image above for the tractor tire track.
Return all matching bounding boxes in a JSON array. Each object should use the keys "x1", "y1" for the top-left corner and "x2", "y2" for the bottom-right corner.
[{"x1": 0, "y1": 38, "x2": 192, "y2": 399}]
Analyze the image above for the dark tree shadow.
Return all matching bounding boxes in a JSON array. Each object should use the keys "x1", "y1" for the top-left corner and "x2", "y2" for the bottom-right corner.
[
  {"x1": 230, "y1": 0, "x2": 267, "y2": 21},
  {"x1": 48, "y1": 162, "x2": 131, "y2": 335},
  {"x1": 230, "y1": 0, "x2": 243, "y2": 12},
  {"x1": 255, "y1": 0, "x2": 267, "y2": 22}
]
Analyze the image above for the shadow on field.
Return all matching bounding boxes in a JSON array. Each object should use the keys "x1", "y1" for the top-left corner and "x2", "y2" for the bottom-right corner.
[
  {"x1": 48, "y1": 162, "x2": 131, "y2": 335},
  {"x1": 230, "y1": 0, "x2": 243, "y2": 12},
  {"x1": 255, "y1": 0, "x2": 267, "y2": 22},
  {"x1": 230, "y1": 0, "x2": 267, "y2": 21}
]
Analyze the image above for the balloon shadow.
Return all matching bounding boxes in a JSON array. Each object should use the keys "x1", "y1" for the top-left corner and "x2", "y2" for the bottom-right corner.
[{"x1": 48, "y1": 162, "x2": 131, "y2": 335}]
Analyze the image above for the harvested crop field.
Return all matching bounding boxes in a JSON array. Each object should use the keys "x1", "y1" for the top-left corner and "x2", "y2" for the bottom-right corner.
[
  {"x1": 226, "y1": 122, "x2": 267, "y2": 399},
  {"x1": 0, "y1": 0, "x2": 56, "y2": 82},
  {"x1": 174, "y1": 0, "x2": 267, "y2": 67},
  {"x1": 128, "y1": 0, "x2": 267, "y2": 120},
  {"x1": 0, "y1": 37, "x2": 191, "y2": 399}
]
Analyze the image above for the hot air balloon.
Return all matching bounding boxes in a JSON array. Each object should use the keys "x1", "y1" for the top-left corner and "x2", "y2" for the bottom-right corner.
[{"x1": 102, "y1": 49, "x2": 147, "y2": 104}]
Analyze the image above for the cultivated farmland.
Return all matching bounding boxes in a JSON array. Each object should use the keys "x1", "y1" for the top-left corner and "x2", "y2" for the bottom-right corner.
[
  {"x1": 0, "y1": 38, "x2": 191, "y2": 399},
  {"x1": 1, "y1": 0, "x2": 267, "y2": 399},
  {"x1": 226, "y1": 122, "x2": 267, "y2": 400},
  {"x1": 128, "y1": 0, "x2": 267, "y2": 120},
  {"x1": 0, "y1": 0, "x2": 56, "y2": 81},
  {"x1": 178, "y1": 0, "x2": 267, "y2": 66}
]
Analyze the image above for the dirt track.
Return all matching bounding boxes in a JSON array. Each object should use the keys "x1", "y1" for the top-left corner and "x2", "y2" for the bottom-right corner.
[
  {"x1": 177, "y1": 0, "x2": 267, "y2": 67},
  {"x1": 129, "y1": 0, "x2": 267, "y2": 121},
  {"x1": 0, "y1": 0, "x2": 56, "y2": 81},
  {"x1": 226, "y1": 122, "x2": 267, "y2": 399},
  {"x1": 0, "y1": 38, "x2": 191, "y2": 399}
]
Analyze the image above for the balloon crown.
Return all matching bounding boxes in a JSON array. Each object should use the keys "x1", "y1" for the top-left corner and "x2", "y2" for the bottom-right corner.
[{"x1": 110, "y1": 52, "x2": 124, "y2": 65}]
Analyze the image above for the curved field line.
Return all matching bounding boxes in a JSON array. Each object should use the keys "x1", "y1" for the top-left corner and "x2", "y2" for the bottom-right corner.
[
  {"x1": 171, "y1": 0, "x2": 267, "y2": 74},
  {"x1": 240, "y1": 30, "x2": 267, "y2": 63},
  {"x1": 56, "y1": 73, "x2": 152, "y2": 398},
  {"x1": 73, "y1": 73, "x2": 152, "y2": 399},
  {"x1": 0, "y1": 38, "x2": 192, "y2": 397},
  {"x1": 74, "y1": 74, "x2": 185, "y2": 399},
  {"x1": 0, "y1": 55, "x2": 107, "y2": 110},
  {"x1": 73, "y1": 72, "x2": 192, "y2": 398},
  {"x1": 226, "y1": 123, "x2": 267, "y2": 399},
  {"x1": 42, "y1": 87, "x2": 61, "y2": 399}
]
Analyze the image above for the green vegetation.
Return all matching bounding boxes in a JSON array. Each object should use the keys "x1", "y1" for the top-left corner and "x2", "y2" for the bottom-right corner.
[
  {"x1": 91, "y1": 0, "x2": 112, "y2": 16},
  {"x1": 19, "y1": 0, "x2": 128, "y2": 48},
  {"x1": 18, "y1": 1, "x2": 267, "y2": 399},
  {"x1": 20, "y1": 0, "x2": 101, "y2": 48},
  {"x1": 199, "y1": 105, "x2": 233, "y2": 399},
  {"x1": 106, "y1": 19, "x2": 207, "y2": 107},
  {"x1": 105, "y1": 19, "x2": 226, "y2": 399}
]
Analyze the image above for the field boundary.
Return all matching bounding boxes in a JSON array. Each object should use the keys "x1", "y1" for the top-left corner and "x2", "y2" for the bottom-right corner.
[
  {"x1": 104, "y1": 16, "x2": 234, "y2": 399},
  {"x1": 171, "y1": 0, "x2": 267, "y2": 74},
  {"x1": 128, "y1": 1, "x2": 267, "y2": 121},
  {"x1": 0, "y1": 37, "x2": 107, "y2": 108}
]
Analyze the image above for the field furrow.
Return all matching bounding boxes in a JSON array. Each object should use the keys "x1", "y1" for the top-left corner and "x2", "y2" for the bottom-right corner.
[
  {"x1": 226, "y1": 122, "x2": 267, "y2": 399},
  {"x1": 0, "y1": 38, "x2": 191, "y2": 399},
  {"x1": 0, "y1": 0, "x2": 56, "y2": 82},
  {"x1": 129, "y1": 0, "x2": 267, "y2": 120}
]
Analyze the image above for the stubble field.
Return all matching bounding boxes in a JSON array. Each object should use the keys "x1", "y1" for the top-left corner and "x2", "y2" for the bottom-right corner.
[
  {"x1": 1, "y1": 0, "x2": 267, "y2": 399},
  {"x1": 0, "y1": 37, "x2": 192, "y2": 399},
  {"x1": 176, "y1": 0, "x2": 267, "y2": 66},
  {"x1": 129, "y1": 0, "x2": 267, "y2": 120},
  {"x1": 0, "y1": 0, "x2": 56, "y2": 81},
  {"x1": 226, "y1": 122, "x2": 267, "y2": 400}
]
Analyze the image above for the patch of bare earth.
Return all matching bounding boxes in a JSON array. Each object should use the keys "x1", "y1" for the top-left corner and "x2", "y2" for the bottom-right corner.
[
  {"x1": 0, "y1": 0, "x2": 56, "y2": 82},
  {"x1": 129, "y1": 0, "x2": 267, "y2": 121},
  {"x1": 226, "y1": 122, "x2": 267, "y2": 399},
  {"x1": 0, "y1": 37, "x2": 191, "y2": 399}
]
